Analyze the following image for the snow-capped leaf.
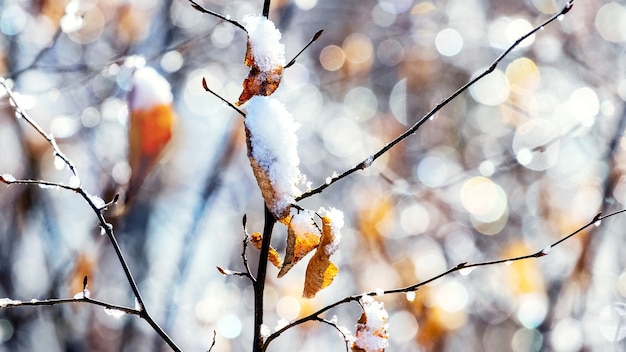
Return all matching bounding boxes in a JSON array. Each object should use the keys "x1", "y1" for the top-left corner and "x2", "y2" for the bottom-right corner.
[
  {"x1": 236, "y1": 15, "x2": 285, "y2": 105},
  {"x1": 278, "y1": 212, "x2": 321, "y2": 278}
]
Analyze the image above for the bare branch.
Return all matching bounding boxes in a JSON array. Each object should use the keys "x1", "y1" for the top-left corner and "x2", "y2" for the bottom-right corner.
[
  {"x1": 285, "y1": 29, "x2": 324, "y2": 69},
  {"x1": 264, "y1": 206, "x2": 622, "y2": 350},
  {"x1": 0, "y1": 78, "x2": 182, "y2": 352},
  {"x1": 297, "y1": 0, "x2": 576, "y2": 201},
  {"x1": 188, "y1": 0, "x2": 247, "y2": 32},
  {"x1": 202, "y1": 77, "x2": 247, "y2": 118}
]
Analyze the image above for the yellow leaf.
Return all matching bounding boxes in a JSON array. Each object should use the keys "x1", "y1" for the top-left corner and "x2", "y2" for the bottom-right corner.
[
  {"x1": 302, "y1": 256, "x2": 338, "y2": 299},
  {"x1": 302, "y1": 214, "x2": 341, "y2": 298},
  {"x1": 278, "y1": 213, "x2": 321, "y2": 278},
  {"x1": 250, "y1": 232, "x2": 282, "y2": 269}
]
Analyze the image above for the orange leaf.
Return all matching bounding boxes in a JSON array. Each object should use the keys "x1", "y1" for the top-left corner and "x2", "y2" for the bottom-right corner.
[
  {"x1": 302, "y1": 255, "x2": 338, "y2": 299},
  {"x1": 279, "y1": 213, "x2": 321, "y2": 278},
  {"x1": 236, "y1": 36, "x2": 284, "y2": 106},
  {"x1": 302, "y1": 213, "x2": 341, "y2": 298},
  {"x1": 250, "y1": 232, "x2": 282, "y2": 268},
  {"x1": 126, "y1": 67, "x2": 176, "y2": 205}
]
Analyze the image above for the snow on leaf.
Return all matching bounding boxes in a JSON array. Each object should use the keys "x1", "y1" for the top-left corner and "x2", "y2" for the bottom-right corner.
[
  {"x1": 236, "y1": 15, "x2": 285, "y2": 105},
  {"x1": 126, "y1": 66, "x2": 176, "y2": 205},
  {"x1": 351, "y1": 295, "x2": 389, "y2": 352},
  {"x1": 245, "y1": 96, "x2": 304, "y2": 220},
  {"x1": 319, "y1": 207, "x2": 344, "y2": 256},
  {"x1": 250, "y1": 232, "x2": 282, "y2": 268},
  {"x1": 278, "y1": 211, "x2": 321, "y2": 278},
  {"x1": 302, "y1": 210, "x2": 344, "y2": 298}
]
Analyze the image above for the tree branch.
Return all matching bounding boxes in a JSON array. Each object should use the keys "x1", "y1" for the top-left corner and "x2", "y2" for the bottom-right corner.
[
  {"x1": 297, "y1": 0, "x2": 575, "y2": 201},
  {"x1": 263, "y1": 207, "x2": 619, "y2": 350},
  {"x1": 253, "y1": 206, "x2": 277, "y2": 352}
]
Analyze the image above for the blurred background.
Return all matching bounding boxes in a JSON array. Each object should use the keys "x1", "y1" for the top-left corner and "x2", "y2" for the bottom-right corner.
[{"x1": 1, "y1": 0, "x2": 625, "y2": 351}]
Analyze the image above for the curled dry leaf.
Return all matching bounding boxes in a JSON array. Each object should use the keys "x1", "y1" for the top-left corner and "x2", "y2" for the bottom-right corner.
[
  {"x1": 237, "y1": 54, "x2": 283, "y2": 105},
  {"x1": 127, "y1": 67, "x2": 176, "y2": 205},
  {"x1": 250, "y1": 232, "x2": 282, "y2": 268},
  {"x1": 244, "y1": 97, "x2": 304, "y2": 221},
  {"x1": 236, "y1": 15, "x2": 285, "y2": 106},
  {"x1": 302, "y1": 213, "x2": 341, "y2": 298},
  {"x1": 278, "y1": 213, "x2": 321, "y2": 278}
]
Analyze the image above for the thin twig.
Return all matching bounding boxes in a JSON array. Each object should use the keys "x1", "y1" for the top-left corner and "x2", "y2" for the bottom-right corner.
[
  {"x1": 241, "y1": 214, "x2": 256, "y2": 281},
  {"x1": 0, "y1": 78, "x2": 78, "y2": 177},
  {"x1": 207, "y1": 330, "x2": 217, "y2": 352},
  {"x1": 316, "y1": 317, "x2": 351, "y2": 352},
  {"x1": 262, "y1": 0, "x2": 271, "y2": 18},
  {"x1": 297, "y1": 0, "x2": 575, "y2": 201},
  {"x1": 188, "y1": 0, "x2": 247, "y2": 32},
  {"x1": 0, "y1": 295, "x2": 140, "y2": 316},
  {"x1": 285, "y1": 29, "x2": 324, "y2": 69},
  {"x1": 202, "y1": 77, "x2": 247, "y2": 117}
]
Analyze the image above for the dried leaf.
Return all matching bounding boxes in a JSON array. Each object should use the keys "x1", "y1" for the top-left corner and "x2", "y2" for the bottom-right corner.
[
  {"x1": 216, "y1": 266, "x2": 235, "y2": 276},
  {"x1": 246, "y1": 127, "x2": 291, "y2": 223},
  {"x1": 302, "y1": 214, "x2": 340, "y2": 298},
  {"x1": 236, "y1": 36, "x2": 284, "y2": 106},
  {"x1": 126, "y1": 68, "x2": 176, "y2": 205},
  {"x1": 352, "y1": 296, "x2": 389, "y2": 352},
  {"x1": 278, "y1": 213, "x2": 321, "y2": 278},
  {"x1": 250, "y1": 232, "x2": 282, "y2": 268}
]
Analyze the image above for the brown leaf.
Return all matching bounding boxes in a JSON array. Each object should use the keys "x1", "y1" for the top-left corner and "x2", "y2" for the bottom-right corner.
[
  {"x1": 302, "y1": 214, "x2": 340, "y2": 298},
  {"x1": 250, "y1": 232, "x2": 282, "y2": 268},
  {"x1": 245, "y1": 127, "x2": 292, "y2": 221},
  {"x1": 278, "y1": 214, "x2": 321, "y2": 278},
  {"x1": 236, "y1": 37, "x2": 284, "y2": 106}
]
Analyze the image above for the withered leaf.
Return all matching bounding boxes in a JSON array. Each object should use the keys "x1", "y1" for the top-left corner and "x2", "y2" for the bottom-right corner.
[
  {"x1": 302, "y1": 214, "x2": 340, "y2": 298},
  {"x1": 236, "y1": 38, "x2": 284, "y2": 106},
  {"x1": 278, "y1": 214, "x2": 321, "y2": 278},
  {"x1": 250, "y1": 232, "x2": 282, "y2": 268}
]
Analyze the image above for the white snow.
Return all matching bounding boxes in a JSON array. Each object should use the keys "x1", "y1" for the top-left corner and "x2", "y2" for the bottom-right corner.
[
  {"x1": 354, "y1": 295, "x2": 389, "y2": 352},
  {"x1": 319, "y1": 207, "x2": 344, "y2": 255},
  {"x1": 0, "y1": 298, "x2": 20, "y2": 307},
  {"x1": 129, "y1": 67, "x2": 173, "y2": 112},
  {"x1": 245, "y1": 96, "x2": 304, "y2": 216},
  {"x1": 1, "y1": 173, "x2": 16, "y2": 182},
  {"x1": 242, "y1": 14, "x2": 286, "y2": 71},
  {"x1": 290, "y1": 210, "x2": 319, "y2": 235}
]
